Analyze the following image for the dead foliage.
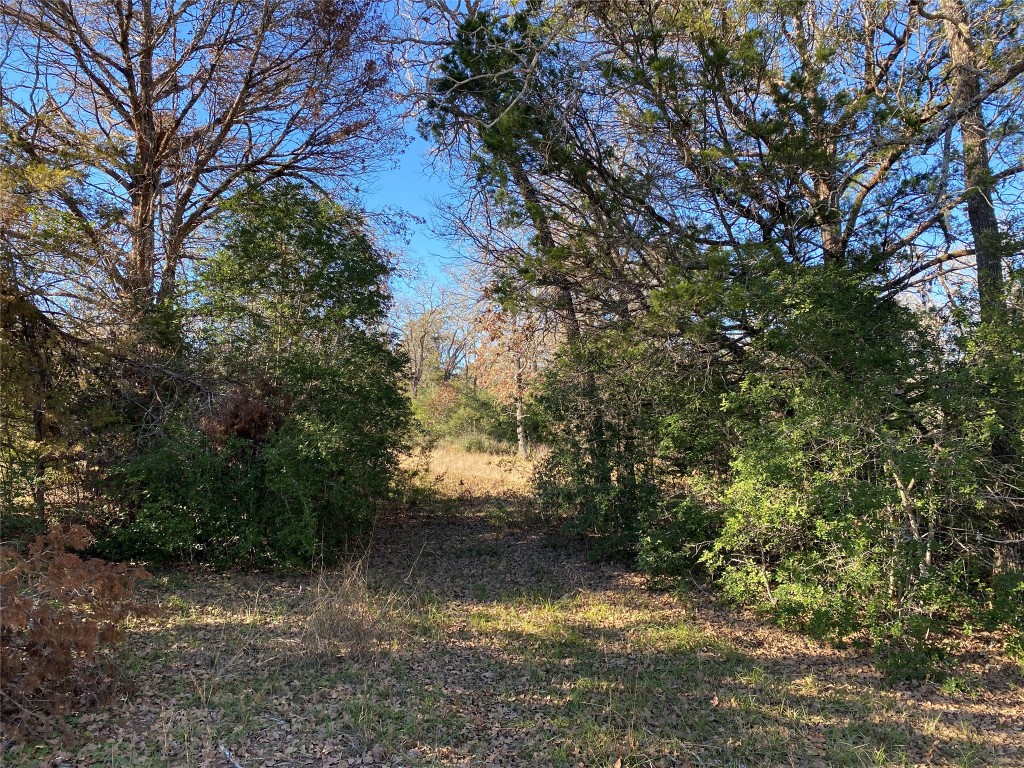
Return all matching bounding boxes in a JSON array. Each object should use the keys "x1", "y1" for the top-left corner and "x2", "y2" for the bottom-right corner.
[
  {"x1": 200, "y1": 377, "x2": 289, "y2": 446},
  {"x1": 0, "y1": 525, "x2": 149, "y2": 741}
]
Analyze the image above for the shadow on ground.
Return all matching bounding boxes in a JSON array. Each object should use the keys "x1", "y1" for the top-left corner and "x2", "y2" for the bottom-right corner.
[{"x1": 5, "y1": 479, "x2": 1022, "y2": 767}]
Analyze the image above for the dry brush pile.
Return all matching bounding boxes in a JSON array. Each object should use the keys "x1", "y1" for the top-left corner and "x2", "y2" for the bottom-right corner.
[{"x1": 0, "y1": 526, "x2": 149, "y2": 741}]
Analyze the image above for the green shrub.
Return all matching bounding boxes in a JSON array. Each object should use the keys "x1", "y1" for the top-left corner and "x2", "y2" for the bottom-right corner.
[
  {"x1": 534, "y1": 337, "x2": 673, "y2": 560},
  {"x1": 411, "y1": 380, "x2": 517, "y2": 449},
  {"x1": 99, "y1": 183, "x2": 409, "y2": 568},
  {"x1": 533, "y1": 265, "x2": 1024, "y2": 671},
  {"x1": 635, "y1": 495, "x2": 721, "y2": 583}
]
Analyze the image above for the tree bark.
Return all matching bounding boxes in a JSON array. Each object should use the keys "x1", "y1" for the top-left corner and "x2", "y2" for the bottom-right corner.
[
  {"x1": 515, "y1": 352, "x2": 527, "y2": 459},
  {"x1": 938, "y1": 0, "x2": 1005, "y2": 324}
]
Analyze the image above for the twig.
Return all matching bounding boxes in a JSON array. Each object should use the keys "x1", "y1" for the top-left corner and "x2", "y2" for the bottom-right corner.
[
  {"x1": 220, "y1": 745, "x2": 245, "y2": 768},
  {"x1": 404, "y1": 540, "x2": 428, "y2": 584}
]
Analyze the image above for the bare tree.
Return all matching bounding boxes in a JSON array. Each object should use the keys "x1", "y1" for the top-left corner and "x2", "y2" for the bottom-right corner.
[
  {"x1": 472, "y1": 303, "x2": 558, "y2": 459},
  {"x1": 1, "y1": 0, "x2": 399, "y2": 316},
  {"x1": 393, "y1": 280, "x2": 477, "y2": 394}
]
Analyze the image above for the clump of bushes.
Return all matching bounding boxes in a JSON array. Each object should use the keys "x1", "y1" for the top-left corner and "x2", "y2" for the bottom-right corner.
[
  {"x1": 535, "y1": 269, "x2": 1024, "y2": 674},
  {"x1": 0, "y1": 526, "x2": 148, "y2": 740},
  {"x1": 411, "y1": 380, "x2": 518, "y2": 454},
  {"x1": 99, "y1": 183, "x2": 410, "y2": 568}
]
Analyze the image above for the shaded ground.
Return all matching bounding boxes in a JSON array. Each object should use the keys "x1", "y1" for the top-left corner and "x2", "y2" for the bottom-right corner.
[{"x1": 6, "y1": 448, "x2": 1023, "y2": 767}]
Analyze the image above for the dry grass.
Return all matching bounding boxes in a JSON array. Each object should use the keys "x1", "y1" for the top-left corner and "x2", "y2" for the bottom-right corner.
[
  {"x1": 301, "y1": 561, "x2": 399, "y2": 662},
  {"x1": 405, "y1": 443, "x2": 534, "y2": 499}
]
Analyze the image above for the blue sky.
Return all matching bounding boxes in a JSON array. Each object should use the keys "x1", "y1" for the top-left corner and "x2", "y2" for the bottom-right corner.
[{"x1": 365, "y1": 132, "x2": 462, "y2": 294}]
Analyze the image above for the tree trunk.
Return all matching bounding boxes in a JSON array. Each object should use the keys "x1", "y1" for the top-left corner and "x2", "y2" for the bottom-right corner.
[
  {"x1": 128, "y1": 176, "x2": 159, "y2": 307},
  {"x1": 31, "y1": 401, "x2": 47, "y2": 519},
  {"x1": 938, "y1": 0, "x2": 1005, "y2": 324},
  {"x1": 515, "y1": 353, "x2": 527, "y2": 459},
  {"x1": 813, "y1": 175, "x2": 843, "y2": 267},
  {"x1": 127, "y1": 4, "x2": 162, "y2": 311},
  {"x1": 508, "y1": 161, "x2": 611, "y2": 484}
]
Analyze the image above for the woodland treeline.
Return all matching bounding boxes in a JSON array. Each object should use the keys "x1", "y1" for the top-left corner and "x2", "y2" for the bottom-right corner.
[
  {"x1": 1, "y1": 0, "x2": 1023, "y2": 689},
  {"x1": 409, "y1": 0, "x2": 1024, "y2": 663}
]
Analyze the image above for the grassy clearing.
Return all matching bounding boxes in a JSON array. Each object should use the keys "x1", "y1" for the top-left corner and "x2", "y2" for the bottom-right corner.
[
  {"x1": 5, "y1": 448, "x2": 1022, "y2": 767},
  {"x1": 408, "y1": 443, "x2": 534, "y2": 500}
]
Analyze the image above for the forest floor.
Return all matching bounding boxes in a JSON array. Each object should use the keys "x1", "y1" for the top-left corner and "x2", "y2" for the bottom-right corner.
[{"x1": 7, "y1": 446, "x2": 1023, "y2": 768}]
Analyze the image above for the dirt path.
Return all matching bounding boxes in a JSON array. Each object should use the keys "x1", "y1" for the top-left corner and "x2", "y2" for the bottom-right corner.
[{"x1": 6, "y1": 449, "x2": 1023, "y2": 767}]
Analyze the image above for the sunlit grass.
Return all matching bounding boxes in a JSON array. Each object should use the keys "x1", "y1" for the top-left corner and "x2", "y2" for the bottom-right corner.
[{"x1": 412, "y1": 442, "x2": 534, "y2": 499}]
